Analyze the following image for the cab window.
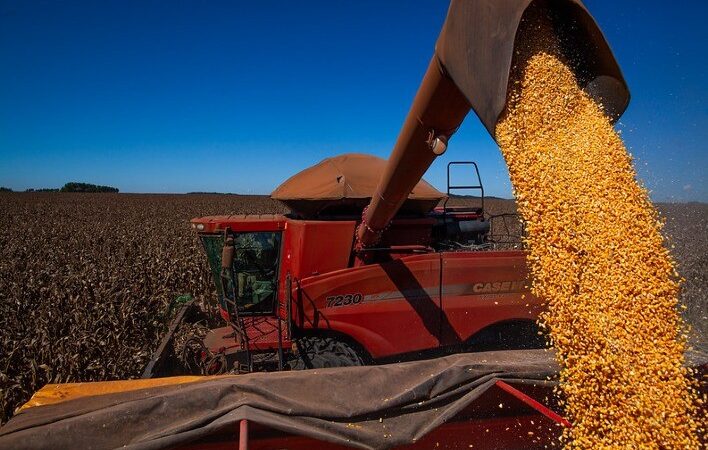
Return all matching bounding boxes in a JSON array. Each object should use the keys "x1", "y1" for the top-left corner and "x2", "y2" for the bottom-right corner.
[
  {"x1": 200, "y1": 231, "x2": 282, "y2": 315},
  {"x1": 232, "y1": 232, "x2": 281, "y2": 313}
]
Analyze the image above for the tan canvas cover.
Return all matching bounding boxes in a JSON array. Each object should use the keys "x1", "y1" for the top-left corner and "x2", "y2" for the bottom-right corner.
[{"x1": 271, "y1": 153, "x2": 444, "y2": 217}]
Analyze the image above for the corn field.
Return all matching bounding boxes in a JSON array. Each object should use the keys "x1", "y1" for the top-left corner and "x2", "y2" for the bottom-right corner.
[{"x1": 0, "y1": 193, "x2": 285, "y2": 424}]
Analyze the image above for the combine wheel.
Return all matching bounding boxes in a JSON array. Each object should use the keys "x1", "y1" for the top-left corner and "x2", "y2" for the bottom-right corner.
[{"x1": 290, "y1": 336, "x2": 365, "y2": 370}]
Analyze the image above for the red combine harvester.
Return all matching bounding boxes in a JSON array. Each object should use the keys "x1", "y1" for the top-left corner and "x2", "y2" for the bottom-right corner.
[
  {"x1": 140, "y1": 0, "x2": 629, "y2": 378},
  {"x1": 3, "y1": 2, "x2": 664, "y2": 450},
  {"x1": 178, "y1": 154, "x2": 545, "y2": 375}
]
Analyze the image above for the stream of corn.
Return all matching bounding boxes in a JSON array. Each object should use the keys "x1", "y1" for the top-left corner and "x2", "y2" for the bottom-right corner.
[{"x1": 494, "y1": 17, "x2": 702, "y2": 449}]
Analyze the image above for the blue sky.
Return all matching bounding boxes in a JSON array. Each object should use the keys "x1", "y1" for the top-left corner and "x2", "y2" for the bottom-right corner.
[{"x1": 0, "y1": 1, "x2": 705, "y2": 201}]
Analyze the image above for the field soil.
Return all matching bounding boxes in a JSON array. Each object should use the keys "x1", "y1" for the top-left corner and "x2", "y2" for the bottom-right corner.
[{"x1": 0, "y1": 193, "x2": 705, "y2": 424}]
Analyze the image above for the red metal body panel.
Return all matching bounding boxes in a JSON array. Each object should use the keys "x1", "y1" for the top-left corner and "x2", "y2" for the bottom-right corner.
[
  {"x1": 293, "y1": 250, "x2": 538, "y2": 360},
  {"x1": 277, "y1": 219, "x2": 356, "y2": 321},
  {"x1": 441, "y1": 251, "x2": 541, "y2": 345},
  {"x1": 296, "y1": 253, "x2": 442, "y2": 358},
  {"x1": 283, "y1": 220, "x2": 356, "y2": 279}
]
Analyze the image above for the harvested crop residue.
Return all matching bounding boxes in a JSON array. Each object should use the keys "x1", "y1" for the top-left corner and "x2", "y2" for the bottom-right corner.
[
  {"x1": 495, "y1": 17, "x2": 702, "y2": 450},
  {"x1": 0, "y1": 193, "x2": 285, "y2": 424}
]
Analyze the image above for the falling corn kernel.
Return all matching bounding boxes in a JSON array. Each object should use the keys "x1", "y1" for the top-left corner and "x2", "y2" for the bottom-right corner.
[{"x1": 494, "y1": 12, "x2": 700, "y2": 450}]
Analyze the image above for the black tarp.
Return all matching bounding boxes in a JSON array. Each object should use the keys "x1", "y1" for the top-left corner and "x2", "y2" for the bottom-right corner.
[
  {"x1": 1, "y1": 350, "x2": 559, "y2": 450},
  {"x1": 1, "y1": 349, "x2": 705, "y2": 450}
]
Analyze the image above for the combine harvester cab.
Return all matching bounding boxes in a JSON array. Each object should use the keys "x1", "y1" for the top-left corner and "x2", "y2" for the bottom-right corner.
[{"x1": 0, "y1": 1, "x2": 655, "y2": 449}]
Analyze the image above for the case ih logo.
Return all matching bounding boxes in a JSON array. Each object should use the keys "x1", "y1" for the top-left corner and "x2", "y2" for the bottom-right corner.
[{"x1": 471, "y1": 280, "x2": 526, "y2": 294}]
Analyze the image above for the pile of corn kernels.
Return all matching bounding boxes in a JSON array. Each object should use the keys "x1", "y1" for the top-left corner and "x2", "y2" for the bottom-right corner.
[{"x1": 495, "y1": 21, "x2": 702, "y2": 449}]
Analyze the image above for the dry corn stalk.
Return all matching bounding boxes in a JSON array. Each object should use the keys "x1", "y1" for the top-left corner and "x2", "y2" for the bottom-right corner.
[
  {"x1": 495, "y1": 18, "x2": 702, "y2": 449},
  {"x1": 0, "y1": 193, "x2": 286, "y2": 424}
]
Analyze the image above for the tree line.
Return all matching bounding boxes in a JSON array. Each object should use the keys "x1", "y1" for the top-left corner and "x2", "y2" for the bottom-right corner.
[{"x1": 1, "y1": 183, "x2": 119, "y2": 193}]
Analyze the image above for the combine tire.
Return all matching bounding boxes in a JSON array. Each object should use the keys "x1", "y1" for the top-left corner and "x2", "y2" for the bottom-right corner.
[{"x1": 290, "y1": 336, "x2": 365, "y2": 370}]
